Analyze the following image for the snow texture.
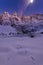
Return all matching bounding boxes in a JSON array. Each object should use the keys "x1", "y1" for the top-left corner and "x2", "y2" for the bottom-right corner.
[{"x1": 0, "y1": 36, "x2": 43, "y2": 65}]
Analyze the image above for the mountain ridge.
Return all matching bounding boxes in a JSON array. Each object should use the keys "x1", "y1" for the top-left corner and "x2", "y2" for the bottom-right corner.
[{"x1": 0, "y1": 12, "x2": 43, "y2": 25}]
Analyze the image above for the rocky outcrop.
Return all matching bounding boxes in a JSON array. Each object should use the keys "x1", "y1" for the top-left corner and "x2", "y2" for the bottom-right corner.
[
  {"x1": 2, "y1": 12, "x2": 11, "y2": 25},
  {"x1": 0, "y1": 12, "x2": 43, "y2": 27},
  {"x1": 10, "y1": 12, "x2": 22, "y2": 26}
]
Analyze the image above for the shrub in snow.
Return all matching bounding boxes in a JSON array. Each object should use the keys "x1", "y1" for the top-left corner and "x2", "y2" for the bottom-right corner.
[
  {"x1": 0, "y1": 33, "x2": 7, "y2": 36},
  {"x1": 9, "y1": 32, "x2": 15, "y2": 36},
  {"x1": 0, "y1": 15, "x2": 3, "y2": 25},
  {"x1": 11, "y1": 23, "x2": 36, "y2": 37},
  {"x1": 40, "y1": 32, "x2": 43, "y2": 34}
]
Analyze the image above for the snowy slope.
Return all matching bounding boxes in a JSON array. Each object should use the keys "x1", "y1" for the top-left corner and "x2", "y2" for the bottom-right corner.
[
  {"x1": 0, "y1": 25, "x2": 43, "y2": 65},
  {"x1": 0, "y1": 24, "x2": 43, "y2": 38},
  {"x1": 0, "y1": 25, "x2": 17, "y2": 37},
  {"x1": 0, "y1": 36, "x2": 43, "y2": 65}
]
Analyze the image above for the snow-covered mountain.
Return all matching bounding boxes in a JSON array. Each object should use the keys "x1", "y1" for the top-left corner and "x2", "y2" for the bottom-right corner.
[
  {"x1": 0, "y1": 12, "x2": 43, "y2": 37},
  {"x1": 0, "y1": 12, "x2": 43, "y2": 25}
]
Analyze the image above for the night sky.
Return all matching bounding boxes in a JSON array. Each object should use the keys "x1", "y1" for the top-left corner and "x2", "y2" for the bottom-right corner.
[{"x1": 0, "y1": 0, "x2": 43, "y2": 16}]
